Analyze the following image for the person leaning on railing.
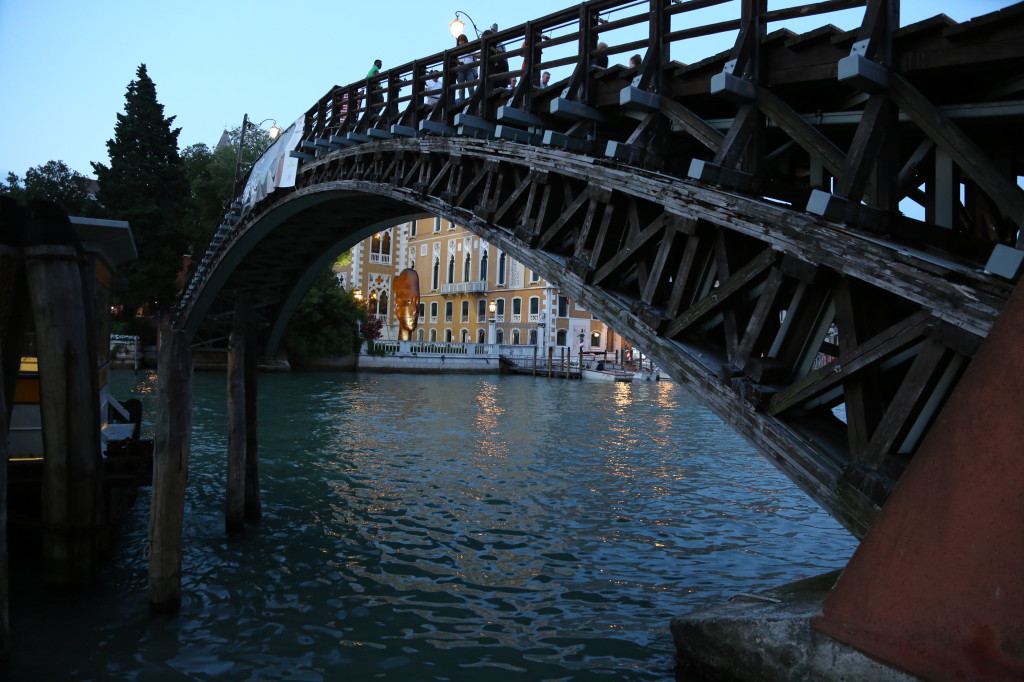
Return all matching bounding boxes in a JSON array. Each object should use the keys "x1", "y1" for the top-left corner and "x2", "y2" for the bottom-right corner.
[{"x1": 455, "y1": 34, "x2": 477, "y2": 101}]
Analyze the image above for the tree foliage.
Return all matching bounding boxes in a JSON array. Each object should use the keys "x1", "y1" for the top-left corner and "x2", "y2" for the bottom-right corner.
[
  {"x1": 284, "y1": 269, "x2": 367, "y2": 364},
  {"x1": 92, "y1": 63, "x2": 190, "y2": 313},
  {"x1": 180, "y1": 125, "x2": 272, "y2": 253},
  {"x1": 1, "y1": 161, "x2": 97, "y2": 216}
]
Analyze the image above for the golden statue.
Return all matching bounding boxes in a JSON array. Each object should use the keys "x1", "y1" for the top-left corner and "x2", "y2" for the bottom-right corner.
[{"x1": 394, "y1": 268, "x2": 420, "y2": 341}]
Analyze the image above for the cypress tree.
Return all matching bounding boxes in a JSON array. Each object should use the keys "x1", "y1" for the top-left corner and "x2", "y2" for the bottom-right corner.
[{"x1": 92, "y1": 64, "x2": 190, "y2": 314}]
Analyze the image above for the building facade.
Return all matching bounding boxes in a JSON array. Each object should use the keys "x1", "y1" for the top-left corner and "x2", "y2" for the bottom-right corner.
[{"x1": 337, "y1": 217, "x2": 629, "y2": 356}]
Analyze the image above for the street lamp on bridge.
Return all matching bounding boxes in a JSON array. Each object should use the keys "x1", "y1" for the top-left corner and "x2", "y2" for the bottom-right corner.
[
  {"x1": 233, "y1": 113, "x2": 282, "y2": 198},
  {"x1": 449, "y1": 11, "x2": 481, "y2": 39}
]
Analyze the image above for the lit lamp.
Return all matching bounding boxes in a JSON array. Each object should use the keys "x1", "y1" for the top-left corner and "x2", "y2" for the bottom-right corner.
[
  {"x1": 449, "y1": 11, "x2": 481, "y2": 39},
  {"x1": 353, "y1": 289, "x2": 364, "y2": 302},
  {"x1": 487, "y1": 299, "x2": 497, "y2": 346}
]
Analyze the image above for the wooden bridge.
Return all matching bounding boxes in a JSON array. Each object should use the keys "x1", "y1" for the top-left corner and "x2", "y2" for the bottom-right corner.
[{"x1": 166, "y1": 1, "x2": 1024, "y2": 678}]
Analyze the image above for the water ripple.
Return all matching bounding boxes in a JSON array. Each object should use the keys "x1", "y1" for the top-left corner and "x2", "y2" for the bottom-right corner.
[{"x1": 10, "y1": 371, "x2": 857, "y2": 681}]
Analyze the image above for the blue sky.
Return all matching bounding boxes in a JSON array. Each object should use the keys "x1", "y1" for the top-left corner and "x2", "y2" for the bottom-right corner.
[{"x1": 0, "y1": 0, "x2": 1013, "y2": 181}]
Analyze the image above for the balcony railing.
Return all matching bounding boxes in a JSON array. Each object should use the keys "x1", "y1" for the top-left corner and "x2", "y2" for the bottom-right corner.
[
  {"x1": 369, "y1": 253, "x2": 391, "y2": 265},
  {"x1": 439, "y1": 280, "x2": 487, "y2": 295}
]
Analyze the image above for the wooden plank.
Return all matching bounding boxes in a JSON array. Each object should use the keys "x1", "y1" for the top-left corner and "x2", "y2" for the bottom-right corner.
[
  {"x1": 860, "y1": 337, "x2": 948, "y2": 467},
  {"x1": 736, "y1": 264, "x2": 785, "y2": 363},
  {"x1": 888, "y1": 70, "x2": 1024, "y2": 229},
  {"x1": 755, "y1": 85, "x2": 845, "y2": 176},
  {"x1": 768, "y1": 310, "x2": 933, "y2": 417},
  {"x1": 592, "y1": 211, "x2": 670, "y2": 285},
  {"x1": 536, "y1": 187, "x2": 589, "y2": 250},
  {"x1": 664, "y1": 246, "x2": 777, "y2": 339}
]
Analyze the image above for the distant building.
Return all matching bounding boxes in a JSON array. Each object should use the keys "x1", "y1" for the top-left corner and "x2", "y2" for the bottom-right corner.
[{"x1": 336, "y1": 217, "x2": 631, "y2": 357}]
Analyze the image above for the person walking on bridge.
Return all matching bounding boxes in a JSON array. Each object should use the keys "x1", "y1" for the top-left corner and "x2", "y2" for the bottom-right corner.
[{"x1": 366, "y1": 59, "x2": 383, "y2": 116}]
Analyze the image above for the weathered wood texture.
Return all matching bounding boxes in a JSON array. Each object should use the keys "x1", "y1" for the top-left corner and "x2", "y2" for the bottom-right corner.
[
  {"x1": 175, "y1": 0, "x2": 1024, "y2": 538},
  {"x1": 24, "y1": 206, "x2": 102, "y2": 587},
  {"x1": 148, "y1": 325, "x2": 193, "y2": 612},
  {"x1": 226, "y1": 298, "x2": 260, "y2": 533}
]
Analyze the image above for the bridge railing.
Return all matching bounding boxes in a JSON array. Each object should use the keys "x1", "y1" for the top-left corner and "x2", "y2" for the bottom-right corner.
[{"x1": 295, "y1": 0, "x2": 870, "y2": 151}]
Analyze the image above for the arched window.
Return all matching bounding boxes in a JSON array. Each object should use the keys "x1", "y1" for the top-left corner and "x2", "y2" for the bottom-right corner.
[
  {"x1": 496, "y1": 328, "x2": 504, "y2": 344},
  {"x1": 591, "y1": 331, "x2": 601, "y2": 347},
  {"x1": 558, "y1": 296, "x2": 569, "y2": 317},
  {"x1": 480, "y1": 252, "x2": 488, "y2": 282},
  {"x1": 432, "y1": 258, "x2": 440, "y2": 290},
  {"x1": 529, "y1": 297, "x2": 540, "y2": 315},
  {"x1": 445, "y1": 328, "x2": 453, "y2": 342},
  {"x1": 377, "y1": 291, "x2": 388, "y2": 317},
  {"x1": 430, "y1": 328, "x2": 437, "y2": 341},
  {"x1": 495, "y1": 298, "x2": 505, "y2": 321},
  {"x1": 370, "y1": 231, "x2": 392, "y2": 264},
  {"x1": 430, "y1": 301, "x2": 438, "y2": 322},
  {"x1": 511, "y1": 297, "x2": 522, "y2": 321},
  {"x1": 445, "y1": 301, "x2": 453, "y2": 322},
  {"x1": 461, "y1": 300, "x2": 470, "y2": 322},
  {"x1": 477, "y1": 328, "x2": 485, "y2": 343},
  {"x1": 557, "y1": 329, "x2": 567, "y2": 345},
  {"x1": 512, "y1": 329, "x2": 521, "y2": 345},
  {"x1": 461, "y1": 329, "x2": 469, "y2": 342},
  {"x1": 529, "y1": 329, "x2": 538, "y2": 345},
  {"x1": 477, "y1": 299, "x2": 487, "y2": 322},
  {"x1": 447, "y1": 255, "x2": 455, "y2": 284},
  {"x1": 417, "y1": 328, "x2": 424, "y2": 341},
  {"x1": 418, "y1": 302, "x2": 425, "y2": 322},
  {"x1": 497, "y1": 252, "x2": 506, "y2": 285},
  {"x1": 464, "y1": 254, "x2": 471, "y2": 282}
]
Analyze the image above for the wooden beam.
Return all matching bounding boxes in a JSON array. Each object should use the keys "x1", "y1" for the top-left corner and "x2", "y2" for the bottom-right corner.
[
  {"x1": 768, "y1": 310, "x2": 933, "y2": 417},
  {"x1": 664, "y1": 246, "x2": 777, "y2": 339},
  {"x1": 888, "y1": 71, "x2": 1024, "y2": 229}
]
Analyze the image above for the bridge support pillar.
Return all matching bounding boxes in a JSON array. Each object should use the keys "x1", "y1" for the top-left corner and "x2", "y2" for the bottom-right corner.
[
  {"x1": 149, "y1": 325, "x2": 193, "y2": 612},
  {"x1": 226, "y1": 298, "x2": 260, "y2": 534},
  {"x1": 813, "y1": 283, "x2": 1024, "y2": 680}
]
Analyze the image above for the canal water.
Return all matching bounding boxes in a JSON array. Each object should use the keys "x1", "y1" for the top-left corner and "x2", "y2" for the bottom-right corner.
[{"x1": 11, "y1": 371, "x2": 857, "y2": 681}]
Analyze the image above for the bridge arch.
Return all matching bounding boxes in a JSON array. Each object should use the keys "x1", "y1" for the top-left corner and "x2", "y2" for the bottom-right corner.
[{"x1": 165, "y1": 2, "x2": 1024, "y2": 674}]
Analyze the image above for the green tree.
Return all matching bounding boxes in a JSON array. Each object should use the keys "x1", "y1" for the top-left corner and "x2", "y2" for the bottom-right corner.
[
  {"x1": 284, "y1": 269, "x2": 367, "y2": 364},
  {"x1": 92, "y1": 63, "x2": 190, "y2": 314},
  {"x1": 1, "y1": 161, "x2": 97, "y2": 216},
  {"x1": 180, "y1": 125, "x2": 272, "y2": 254}
]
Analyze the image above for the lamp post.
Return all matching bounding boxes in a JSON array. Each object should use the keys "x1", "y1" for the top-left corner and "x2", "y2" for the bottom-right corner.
[
  {"x1": 233, "y1": 113, "x2": 281, "y2": 198},
  {"x1": 487, "y1": 299, "x2": 497, "y2": 346},
  {"x1": 449, "y1": 10, "x2": 481, "y2": 39},
  {"x1": 578, "y1": 330, "x2": 585, "y2": 376}
]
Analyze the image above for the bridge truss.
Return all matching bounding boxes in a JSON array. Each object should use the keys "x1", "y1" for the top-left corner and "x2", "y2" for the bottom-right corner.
[{"x1": 177, "y1": 0, "x2": 1024, "y2": 538}]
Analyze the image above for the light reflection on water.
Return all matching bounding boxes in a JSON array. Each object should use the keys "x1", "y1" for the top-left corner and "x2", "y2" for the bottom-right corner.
[{"x1": 11, "y1": 371, "x2": 856, "y2": 681}]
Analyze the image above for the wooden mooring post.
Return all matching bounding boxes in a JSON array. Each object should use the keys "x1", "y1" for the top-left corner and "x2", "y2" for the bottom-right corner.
[
  {"x1": 547, "y1": 346, "x2": 553, "y2": 378},
  {"x1": 0, "y1": 198, "x2": 29, "y2": 659},
  {"x1": 24, "y1": 204, "x2": 102, "y2": 586},
  {"x1": 226, "y1": 298, "x2": 260, "y2": 534},
  {"x1": 148, "y1": 325, "x2": 193, "y2": 612}
]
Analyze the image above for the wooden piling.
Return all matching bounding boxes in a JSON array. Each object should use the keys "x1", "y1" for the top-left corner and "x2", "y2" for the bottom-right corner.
[
  {"x1": 148, "y1": 324, "x2": 193, "y2": 612},
  {"x1": 0, "y1": 198, "x2": 27, "y2": 660},
  {"x1": 0, "y1": 350, "x2": 9, "y2": 662},
  {"x1": 547, "y1": 346, "x2": 553, "y2": 378},
  {"x1": 532, "y1": 346, "x2": 538, "y2": 376},
  {"x1": 24, "y1": 204, "x2": 102, "y2": 586},
  {"x1": 226, "y1": 298, "x2": 259, "y2": 533}
]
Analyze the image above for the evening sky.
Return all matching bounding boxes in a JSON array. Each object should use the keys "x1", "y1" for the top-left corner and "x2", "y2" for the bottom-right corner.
[{"x1": 0, "y1": 0, "x2": 1013, "y2": 181}]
